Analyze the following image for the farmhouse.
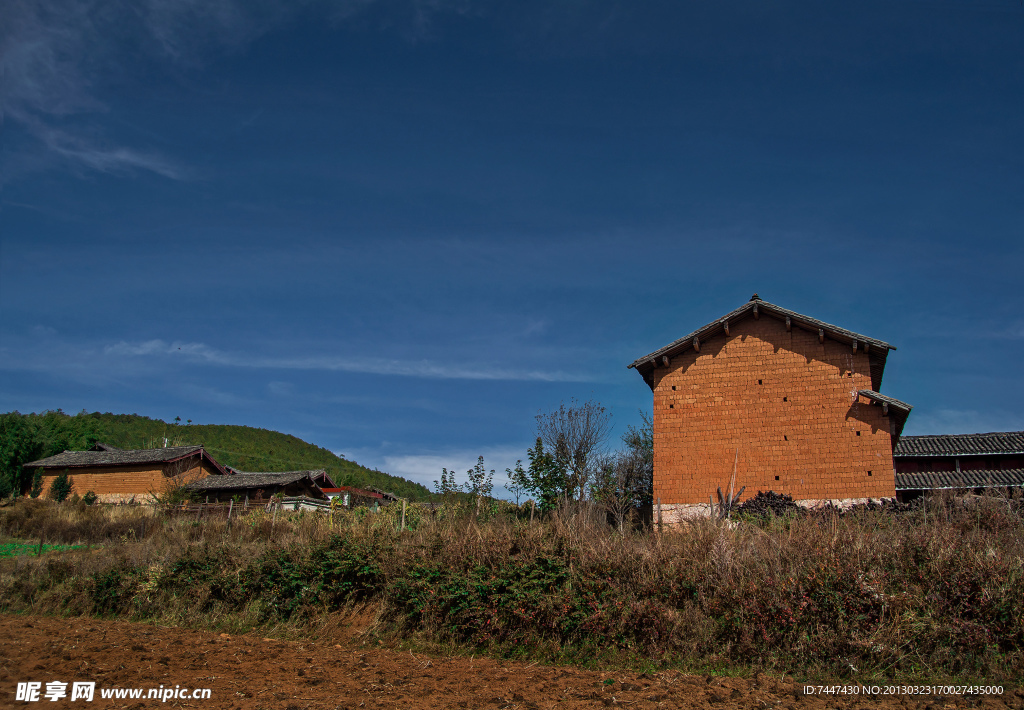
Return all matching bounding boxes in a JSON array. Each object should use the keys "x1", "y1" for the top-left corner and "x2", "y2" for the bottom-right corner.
[
  {"x1": 23, "y1": 443, "x2": 229, "y2": 503},
  {"x1": 185, "y1": 470, "x2": 329, "y2": 502},
  {"x1": 894, "y1": 431, "x2": 1024, "y2": 500},
  {"x1": 628, "y1": 295, "x2": 913, "y2": 521}
]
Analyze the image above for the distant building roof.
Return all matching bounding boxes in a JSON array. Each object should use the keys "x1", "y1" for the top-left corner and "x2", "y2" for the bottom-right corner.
[
  {"x1": 225, "y1": 467, "x2": 337, "y2": 489},
  {"x1": 23, "y1": 445, "x2": 229, "y2": 475},
  {"x1": 895, "y1": 432, "x2": 1024, "y2": 457},
  {"x1": 186, "y1": 471, "x2": 319, "y2": 491},
  {"x1": 628, "y1": 295, "x2": 896, "y2": 391},
  {"x1": 896, "y1": 469, "x2": 1024, "y2": 491}
]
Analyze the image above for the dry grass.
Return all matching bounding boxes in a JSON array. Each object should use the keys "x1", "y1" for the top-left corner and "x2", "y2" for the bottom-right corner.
[{"x1": 0, "y1": 495, "x2": 1021, "y2": 682}]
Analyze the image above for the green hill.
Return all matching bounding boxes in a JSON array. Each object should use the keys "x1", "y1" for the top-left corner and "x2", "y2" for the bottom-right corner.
[{"x1": 0, "y1": 410, "x2": 432, "y2": 501}]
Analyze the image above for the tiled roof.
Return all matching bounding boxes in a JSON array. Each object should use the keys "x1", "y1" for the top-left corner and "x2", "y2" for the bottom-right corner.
[
  {"x1": 186, "y1": 472, "x2": 317, "y2": 490},
  {"x1": 858, "y1": 390, "x2": 913, "y2": 443},
  {"x1": 894, "y1": 432, "x2": 1024, "y2": 457},
  {"x1": 25, "y1": 445, "x2": 205, "y2": 469},
  {"x1": 858, "y1": 390, "x2": 912, "y2": 412},
  {"x1": 226, "y1": 468, "x2": 337, "y2": 489},
  {"x1": 627, "y1": 295, "x2": 895, "y2": 391},
  {"x1": 895, "y1": 469, "x2": 1024, "y2": 490},
  {"x1": 228, "y1": 468, "x2": 325, "y2": 477}
]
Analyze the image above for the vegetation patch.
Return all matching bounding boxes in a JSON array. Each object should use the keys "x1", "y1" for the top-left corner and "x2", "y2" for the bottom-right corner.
[
  {"x1": 0, "y1": 495, "x2": 1021, "y2": 684},
  {"x1": 0, "y1": 540, "x2": 84, "y2": 558}
]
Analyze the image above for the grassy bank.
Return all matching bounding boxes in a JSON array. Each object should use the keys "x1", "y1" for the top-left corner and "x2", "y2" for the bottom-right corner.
[{"x1": 0, "y1": 496, "x2": 1021, "y2": 683}]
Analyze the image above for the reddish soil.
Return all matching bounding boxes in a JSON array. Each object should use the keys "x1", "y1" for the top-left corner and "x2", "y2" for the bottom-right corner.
[{"x1": 1, "y1": 614, "x2": 1019, "y2": 710}]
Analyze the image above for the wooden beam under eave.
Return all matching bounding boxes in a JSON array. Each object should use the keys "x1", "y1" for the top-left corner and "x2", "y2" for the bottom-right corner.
[
  {"x1": 785, "y1": 316, "x2": 792, "y2": 332},
  {"x1": 818, "y1": 328, "x2": 824, "y2": 344},
  {"x1": 692, "y1": 337, "x2": 700, "y2": 353},
  {"x1": 852, "y1": 340, "x2": 858, "y2": 352},
  {"x1": 882, "y1": 402, "x2": 889, "y2": 416},
  {"x1": 753, "y1": 303, "x2": 759, "y2": 319},
  {"x1": 661, "y1": 355, "x2": 670, "y2": 367},
  {"x1": 648, "y1": 359, "x2": 656, "y2": 370},
  {"x1": 723, "y1": 320, "x2": 730, "y2": 336}
]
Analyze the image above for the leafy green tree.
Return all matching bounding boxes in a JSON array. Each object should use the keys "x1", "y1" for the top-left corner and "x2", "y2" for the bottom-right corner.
[
  {"x1": 49, "y1": 470, "x2": 74, "y2": 502},
  {"x1": 434, "y1": 467, "x2": 461, "y2": 498},
  {"x1": 0, "y1": 412, "x2": 45, "y2": 495},
  {"x1": 504, "y1": 459, "x2": 527, "y2": 504},
  {"x1": 508, "y1": 438, "x2": 568, "y2": 513}
]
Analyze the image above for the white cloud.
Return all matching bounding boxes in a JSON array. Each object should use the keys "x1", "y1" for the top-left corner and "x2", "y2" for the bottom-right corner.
[
  {"x1": 355, "y1": 445, "x2": 530, "y2": 499},
  {"x1": 104, "y1": 338, "x2": 596, "y2": 382}
]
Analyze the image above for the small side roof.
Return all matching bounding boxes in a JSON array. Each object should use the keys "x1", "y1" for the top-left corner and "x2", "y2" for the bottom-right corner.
[
  {"x1": 628, "y1": 294, "x2": 896, "y2": 391},
  {"x1": 23, "y1": 445, "x2": 229, "y2": 476},
  {"x1": 895, "y1": 431, "x2": 1024, "y2": 458},
  {"x1": 858, "y1": 390, "x2": 913, "y2": 444}
]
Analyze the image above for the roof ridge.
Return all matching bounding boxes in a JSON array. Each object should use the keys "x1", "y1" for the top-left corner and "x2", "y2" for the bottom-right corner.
[{"x1": 628, "y1": 297, "x2": 895, "y2": 371}]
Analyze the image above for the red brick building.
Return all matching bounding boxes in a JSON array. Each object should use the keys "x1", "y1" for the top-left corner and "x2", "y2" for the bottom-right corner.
[{"x1": 628, "y1": 295, "x2": 912, "y2": 521}]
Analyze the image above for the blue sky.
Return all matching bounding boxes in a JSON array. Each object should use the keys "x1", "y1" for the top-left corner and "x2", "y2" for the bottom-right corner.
[{"x1": 2, "y1": 0, "x2": 1022, "y2": 495}]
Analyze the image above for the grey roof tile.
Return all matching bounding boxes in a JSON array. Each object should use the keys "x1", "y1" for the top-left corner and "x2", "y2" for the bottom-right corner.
[
  {"x1": 628, "y1": 295, "x2": 895, "y2": 370},
  {"x1": 24, "y1": 445, "x2": 205, "y2": 469},
  {"x1": 185, "y1": 472, "x2": 316, "y2": 490},
  {"x1": 895, "y1": 469, "x2": 1024, "y2": 490},
  {"x1": 895, "y1": 432, "x2": 1024, "y2": 457}
]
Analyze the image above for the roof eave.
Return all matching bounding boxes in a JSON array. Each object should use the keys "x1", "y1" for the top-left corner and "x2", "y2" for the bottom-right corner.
[{"x1": 628, "y1": 299, "x2": 895, "y2": 374}]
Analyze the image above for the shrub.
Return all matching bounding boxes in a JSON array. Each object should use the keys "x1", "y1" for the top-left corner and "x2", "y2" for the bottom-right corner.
[
  {"x1": 48, "y1": 470, "x2": 74, "y2": 503},
  {"x1": 29, "y1": 469, "x2": 43, "y2": 498},
  {"x1": 82, "y1": 491, "x2": 98, "y2": 505}
]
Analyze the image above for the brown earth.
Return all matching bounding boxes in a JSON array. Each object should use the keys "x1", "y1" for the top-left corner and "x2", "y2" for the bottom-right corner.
[{"x1": 1, "y1": 614, "x2": 1020, "y2": 710}]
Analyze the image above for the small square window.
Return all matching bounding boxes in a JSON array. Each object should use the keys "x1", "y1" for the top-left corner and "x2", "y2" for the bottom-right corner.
[
  {"x1": 783, "y1": 396, "x2": 788, "y2": 402},
  {"x1": 671, "y1": 385, "x2": 677, "y2": 391},
  {"x1": 784, "y1": 435, "x2": 788, "y2": 441},
  {"x1": 868, "y1": 471, "x2": 872, "y2": 476},
  {"x1": 669, "y1": 404, "x2": 674, "y2": 409},
  {"x1": 758, "y1": 379, "x2": 763, "y2": 385},
  {"x1": 856, "y1": 431, "x2": 861, "y2": 436},
  {"x1": 774, "y1": 476, "x2": 779, "y2": 481}
]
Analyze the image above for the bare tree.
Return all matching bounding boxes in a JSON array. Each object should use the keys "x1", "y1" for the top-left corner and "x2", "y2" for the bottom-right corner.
[
  {"x1": 535, "y1": 399, "x2": 611, "y2": 503},
  {"x1": 593, "y1": 411, "x2": 653, "y2": 531}
]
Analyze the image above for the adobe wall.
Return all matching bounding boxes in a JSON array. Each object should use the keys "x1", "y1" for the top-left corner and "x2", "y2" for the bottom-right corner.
[
  {"x1": 651, "y1": 315, "x2": 896, "y2": 521},
  {"x1": 36, "y1": 458, "x2": 215, "y2": 504}
]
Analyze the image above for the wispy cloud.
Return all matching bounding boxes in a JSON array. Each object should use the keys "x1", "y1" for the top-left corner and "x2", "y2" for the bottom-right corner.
[
  {"x1": 0, "y1": 0, "x2": 300, "y2": 180},
  {"x1": 1, "y1": 0, "x2": 475, "y2": 182},
  {"x1": 103, "y1": 338, "x2": 595, "y2": 382},
  {"x1": 348, "y1": 445, "x2": 529, "y2": 496}
]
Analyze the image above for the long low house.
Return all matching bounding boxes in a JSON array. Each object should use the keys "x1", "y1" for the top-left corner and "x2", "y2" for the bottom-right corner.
[
  {"x1": 185, "y1": 469, "x2": 336, "y2": 502},
  {"x1": 894, "y1": 431, "x2": 1024, "y2": 500},
  {"x1": 23, "y1": 443, "x2": 230, "y2": 503}
]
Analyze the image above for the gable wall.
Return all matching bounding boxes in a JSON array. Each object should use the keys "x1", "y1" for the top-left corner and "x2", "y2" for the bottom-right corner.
[
  {"x1": 35, "y1": 457, "x2": 217, "y2": 503},
  {"x1": 651, "y1": 315, "x2": 896, "y2": 518}
]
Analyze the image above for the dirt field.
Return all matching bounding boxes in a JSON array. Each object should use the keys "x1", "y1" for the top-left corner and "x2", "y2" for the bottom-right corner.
[{"x1": 1, "y1": 614, "x2": 1019, "y2": 709}]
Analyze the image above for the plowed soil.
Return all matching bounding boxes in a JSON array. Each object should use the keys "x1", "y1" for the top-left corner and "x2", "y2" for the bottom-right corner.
[{"x1": 1, "y1": 614, "x2": 1019, "y2": 709}]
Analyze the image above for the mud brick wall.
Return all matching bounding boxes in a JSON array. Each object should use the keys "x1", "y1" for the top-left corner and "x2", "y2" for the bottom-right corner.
[
  {"x1": 652, "y1": 316, "x2": 897, "y2": 506},
  {"x1": 38, "y1": 458, "x2": 215, "y2": 501}
]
